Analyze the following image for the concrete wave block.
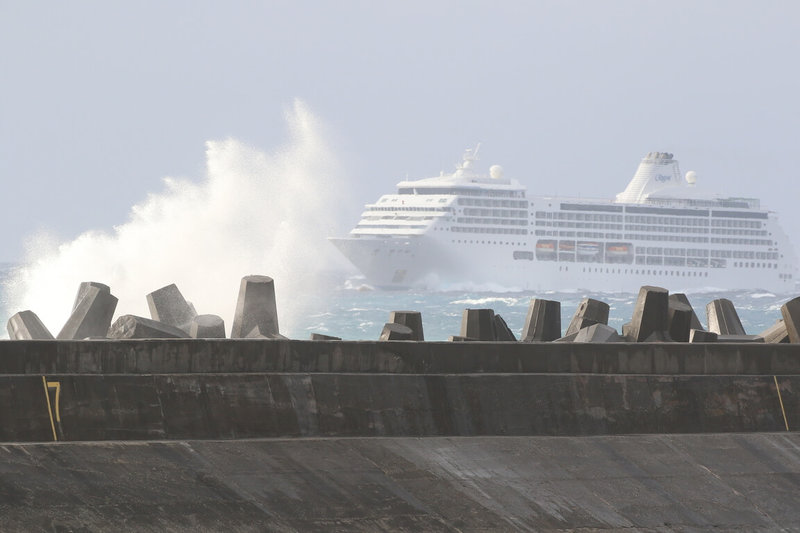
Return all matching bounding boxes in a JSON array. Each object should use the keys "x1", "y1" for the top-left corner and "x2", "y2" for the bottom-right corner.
[
  {"x1": 521, "y1": 299, "x2": 561, "y2": 342},
  {"x1": 460, "y1": 309, "x2": 496, "y2": 341},
  {"x1": 627, "y1": 286, "x2": 669, "y2": 342},
  {"x1": 310, "y1": 333, "x2": 342, "y2": 341},
  {"x1": 760, "y1": 319, "x2": 789, "y2": 344},
  {"x1": 57, "y1": 284, "x2": 118, "y2": 340},
  {"x1": 780, "y1": 296, "x2": 800, "y2": 343},
  {"x1": 573, "y1": 323, "x2": 623, "y2": 343},
  {"x1": 190, "y1": 314, "x2": 226, "y2": 339},
  {"x1": 71, "y1": 282, "x2": 110, "y2": 312},
  {"x1": 565, "y1": 298, "x2": 609, "y2": 337},
  {"x1": 230, "y1": 276, "x2": 279, "y2": 339},
  {"x1": 108, "y1": 315, "x2": 190, "y2": 339},
  {"x1": 379, "y1": 323, "x2": 414, "y2": 340},
  {"x1": 716, "y1": 334, "x2": 765, "y2": 343},
  {"x1": 245, "y1": 326, "x2": 288, "y2": 340},
  {"x1": 147, "y1": 284, "x2": 197, "y2": 333},
  {"x1": 669, "y1": 293, "x2": 703, "y2": 331},
  {"x1": 7, "y1": 311, "x2": 54, "y2": 340},
  {"x1": 667, "y1": 299, "x2": 693, "y2": 342},
  {"x1": 493, "y1": 314, "x2": 517, "y2": 342},
  {"x1": 689, "y1": 329, "x2": 718, "y2": 343},
  {"x1": 706, "y1": 299, "x2": 746, "y2": 336},
  {"x1": 388, "y1": 311, "x2": 424, "y2": 341}
]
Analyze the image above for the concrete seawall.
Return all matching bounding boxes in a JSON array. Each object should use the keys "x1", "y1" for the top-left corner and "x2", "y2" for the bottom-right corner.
[
  {"x1": 1, "y1": 340, "x2": 798, "y2": 442},
  {"x1": 3, "y1": 339, "x2": 800, "y2": 531}
]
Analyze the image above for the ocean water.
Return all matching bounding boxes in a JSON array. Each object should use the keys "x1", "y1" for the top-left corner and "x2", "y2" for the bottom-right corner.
[{"x1": 3, "y1": 263, "x2": 791, "y2": 340}]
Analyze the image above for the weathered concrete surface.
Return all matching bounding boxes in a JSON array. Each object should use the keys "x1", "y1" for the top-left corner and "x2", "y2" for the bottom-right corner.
[
  {"x1": 388, "y1": 311, "x2": 424, "y2": 341},
  {"x1": 2, "y1": 339, "x2": 800, "y2": 376},
  {"x1": 146, "y1": 283, "x2": 197, "y2": 333},
  {"x1": 492, "y1": 314, "x2": 517, "y2": 341},
  {"x1": 107, "y1": 315, "x2": 191, "y2": 339},
  {"x1": 459, "y1": 309, "x2": 495, "y2": 340},
  {"x1": 627, "y1": 285, "x2": 669, "y2": 342},
  {"x1": 707, "y1": 298, "x2": 747, "y2": 336},
  {"x1": 379, "y1": 322, "x2": 414, "y2": 340},
  {"x1": 6, "y1": 310, "x2": 54, "y2": 340},
  {"x1": 57, "y1": 285, "x2": 118, "y2": 340},
  {"x1": 189, "y1": 314, "x2": 226, "y2": 339},
  {"x1": 230, "y1": 275, "x2": 280, "y2": 339},
  {"x1": 2, "y1": 434, "x2": 800, "y2": 532},
  {"x1": 565, "y1": 298, "x2": 609, "y2": 336},
  {"x1": 521, "y1": 298, "x2": 561, "y2": 342}
]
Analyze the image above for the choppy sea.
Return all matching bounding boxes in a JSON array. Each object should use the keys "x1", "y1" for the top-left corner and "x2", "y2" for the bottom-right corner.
[{"x1": 1, "y1": 263, "x2": 794, "y2": 341}]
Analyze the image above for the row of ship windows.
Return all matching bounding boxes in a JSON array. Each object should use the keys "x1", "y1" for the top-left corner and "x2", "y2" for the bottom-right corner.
[
  {"x1": 368, "y1": 205, "x2": 453, "y2": 211},
  {"x1": 355, "y1": 224, "x2": 427, "y2": 230},
  {"x1": 456, "y1": 218, "x2": 528, "y2": 226},
  {"x1": 637, "y1": 248, "x2": 779, "y2": 260},
  {"x1": 537, "y1": 212, "x2": 622, "y2": 222},
  {"x1": 452, "y1": 240, "x2": 527, "y2": 246},
  {"x1": 462, "y1": 208, "x2": 527, "y2": 218},
  {"x1": 536, "y1": 221, "x2": 623, "y2": 230},
  {"x1": 457, "y1": 198, "x2": 528, "y2": 208},
  {"x1": 451, "y1": 226, "x2": 529, "y2": 235},
  {"x1": 397, "y1": 188, "x2": 525, "y2": 198},
  {"x1": 544, "y1": 212, "x2": 764, "y2": 229},
  {"x1": 361, "y1": 216, "x2": 436, "y2": 221},
  {"x1": 550, "y1": 265, "x2": 714, "y2": 278}
]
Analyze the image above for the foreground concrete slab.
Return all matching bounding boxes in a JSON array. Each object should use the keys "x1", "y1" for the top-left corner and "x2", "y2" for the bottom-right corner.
[
  {"x1": 1, "y1": 434, "x2": 799, "y2": 531},
  {"x1": 57, "y1": 284, "x2": 118, "y2": 340},
  {"x1": 189, "y1": 314, "x2": 226, "y2": 339},
  {"x1": 460, "y1": 309, "x2": 496, "y2": 341},
  {"x1": 231, "y1": 275, "x2": 280, "y2": 338},
  {"x1": 626, "y1": 286, "x2": 670, "y2": 342},
  {"x1": 6, "y1": 310, "x2": 54, "y2": 340},
  {"x1": 565, "y1": 298, "x2": 609, "y2": 336},
  {"x1": 108, "y1": 315, "x2": 191, "y2": 339},
  {"x1": 707, "y1": 298, "x2": 746, "y2": 336},
  {"x1": 521, "y1": 298, "x2": 561, "y2": 342},
  {"x1": 146, "y1": 283, "x2": 197, "y2": 332},
  {"x1": 388, "y1": 311, "x2": 424, "y2": 341}
]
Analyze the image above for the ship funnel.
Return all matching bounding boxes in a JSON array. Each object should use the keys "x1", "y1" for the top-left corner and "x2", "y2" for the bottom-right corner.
[{"x1": 615, "y1": 152, "x2": 684, "y2": 204}]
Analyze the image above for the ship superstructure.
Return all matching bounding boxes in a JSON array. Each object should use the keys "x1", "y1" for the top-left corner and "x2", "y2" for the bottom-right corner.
[{"x1": 330, "y1": 148, "x2": 797, "y2": 292}]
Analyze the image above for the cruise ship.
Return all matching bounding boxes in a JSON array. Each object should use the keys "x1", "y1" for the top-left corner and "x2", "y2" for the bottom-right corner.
[{"x1": 330, "y1": 148, "x2": 798, "y2": 292}]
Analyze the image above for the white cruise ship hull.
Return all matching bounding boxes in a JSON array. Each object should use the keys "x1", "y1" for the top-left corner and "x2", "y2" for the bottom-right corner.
[
  {"x1": 332, "y1": 149, "x2": 798, "y2": 294},
  {"x1": 330, "y1": 233, "x2": 795, "y2": 293}
]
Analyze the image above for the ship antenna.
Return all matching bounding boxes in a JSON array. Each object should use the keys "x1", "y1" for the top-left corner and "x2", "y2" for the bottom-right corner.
[{"x1": 459, "y1": 143, "x2": 481, "y2": 171}]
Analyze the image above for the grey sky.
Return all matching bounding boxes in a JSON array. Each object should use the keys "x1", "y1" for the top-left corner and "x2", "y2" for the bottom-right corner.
[{"x1": 2, "y1": 1, "x2": 800, "y2": 262}]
